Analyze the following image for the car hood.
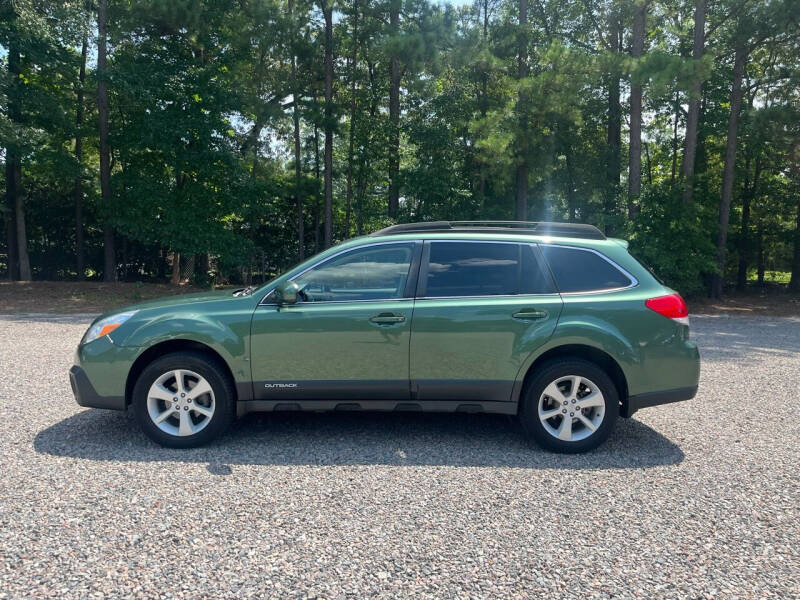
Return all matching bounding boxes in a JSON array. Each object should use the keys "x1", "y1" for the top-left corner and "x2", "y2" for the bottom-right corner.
[
  {"x1": 91, "y1": 290, "x2": 248, "y2": 323},
  {"x1": 126, "y1": 290, "x2": 239, "y2": 310}
]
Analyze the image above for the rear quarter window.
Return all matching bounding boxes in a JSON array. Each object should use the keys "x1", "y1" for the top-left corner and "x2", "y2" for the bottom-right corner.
[{"x1": 540, "y1": 245, "x2": 634, "y2": 293}]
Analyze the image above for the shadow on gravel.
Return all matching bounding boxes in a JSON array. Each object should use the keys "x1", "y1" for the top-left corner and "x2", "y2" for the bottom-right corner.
[
  {"x1": 692, "y1": 315, "x2": 800, "y2": 361},
  {"x1": 35, "y1": 409, "x2": 683, "y2": 470}
]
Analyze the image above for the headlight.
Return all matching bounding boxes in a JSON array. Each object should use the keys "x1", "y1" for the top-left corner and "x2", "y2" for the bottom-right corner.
[{"x1": 82, "y1": 311, "x2": 137, "y2": 345}]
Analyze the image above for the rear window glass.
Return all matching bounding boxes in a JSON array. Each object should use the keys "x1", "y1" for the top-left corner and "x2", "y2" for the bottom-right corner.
[
  {"x1": 629, "y1": 251, "x2": 665, "y2": 284},
  {"x1": 425, "y1": 242, "x2": 553, "y2": 297},
  {"x1": 540, "y1": 245, "x2": 633, "y2": 293}
]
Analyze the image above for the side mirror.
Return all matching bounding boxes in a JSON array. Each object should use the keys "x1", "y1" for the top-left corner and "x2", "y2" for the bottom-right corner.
[{"x1": 275, "y1": 280, "x2": 300, "y2": 305}]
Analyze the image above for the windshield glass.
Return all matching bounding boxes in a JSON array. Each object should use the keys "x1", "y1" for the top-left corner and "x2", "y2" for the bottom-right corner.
[{"x1": 232, "y1": 253, "x2": 319, "y2": 297}]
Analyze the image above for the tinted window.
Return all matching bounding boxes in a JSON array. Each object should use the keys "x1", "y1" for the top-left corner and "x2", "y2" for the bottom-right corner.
[
  {"x1": 540, "y1": 245, "x2": 633, "y2": 293},
  {"x1": 629, "y1": 251, "x2": 664, "y2": 284},
  {"x1": 425, "y1": 242, "x2": 553, "y2": 297},
  {"x1": 294, "y1": 243, "x2": 414, "y2": 302},
  {"x1": 521, "y1": 244, "x2": 555, "y2": 294}
]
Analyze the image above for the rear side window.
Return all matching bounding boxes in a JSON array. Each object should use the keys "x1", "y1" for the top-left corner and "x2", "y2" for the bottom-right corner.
[
  {"x1": 424, "y1": 242, "x2": 554, "y2": 297},
  {"x1": 520, "y1": 244, "x2": 556, "y2": 294},
  {"x1": 540, "y1": 245, "x2": 633, "y2": 293}
]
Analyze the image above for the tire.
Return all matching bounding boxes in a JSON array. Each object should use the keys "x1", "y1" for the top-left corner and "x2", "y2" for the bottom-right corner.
[
  {"x1": 132, "y1": 351, "x2": 235, "y2": 448},
  {"x1": 519, "y1": 358, "x2": 618, "y2": 453}
]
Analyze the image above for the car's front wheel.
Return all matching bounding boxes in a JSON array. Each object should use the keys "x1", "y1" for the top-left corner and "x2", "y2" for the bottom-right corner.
[
  {"x1": 520, "y1": 359, "x2": 618, "y2": 453},
  {"x1": 132, "y1": 352, "x2": 234, "y2": 448}
]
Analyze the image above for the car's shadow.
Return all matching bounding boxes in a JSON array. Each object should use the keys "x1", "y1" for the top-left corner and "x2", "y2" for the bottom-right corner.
[{"x1": 34, "y1": 409, "x2": 684, "y2": 470}]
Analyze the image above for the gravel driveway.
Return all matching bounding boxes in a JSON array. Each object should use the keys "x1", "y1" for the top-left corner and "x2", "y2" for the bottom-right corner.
[{"x1": 0, "y1": 314, "x2": 798, "y2": 599}]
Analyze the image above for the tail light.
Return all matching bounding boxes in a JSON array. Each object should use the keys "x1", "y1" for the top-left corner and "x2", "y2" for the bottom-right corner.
[{"x1": 646, "y1": 294, "x2": 689, "y2": 326}]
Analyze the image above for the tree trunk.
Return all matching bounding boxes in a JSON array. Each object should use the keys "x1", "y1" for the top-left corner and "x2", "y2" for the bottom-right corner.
[
  {"x1": 737, "y1": 154, "x2": 761, "y2": 291},
  {"x1": 75, "y1": 32, "x2": 88, "y2": 279},
  {"x1": 247, "y1": 120, "x2": 264, "y2": 179},
  {"x1": 670, "y1": 91, "x2": 679, "y2": 184},
  {"x1": 790, "y1": 197, "x2": 800, "y2": 292},
  {"x1": 4, "y1": 11, "x2": 18, "y2": 281},
  {"x1": 199, "y1": 253, "x2": 210, "y2": 280},
  {"x1": 478, "y1": 0, "x2": 490, "y2": 205},
  {"x1": 321, "y1": 1, "x2": 334, "y2": 248},
  {"x1": 711, "y1": 40, "x2": 747, "y2": 299},
  {"x1": 171, "y1": 252, "x2": 181, "y2": 285},
  {"x1": 157, "y1": 247, "x2": 167, "y2": 280},
  {"x1": 627, "y1": 0, "x2": 646, "y2": 218},
  {"x1": 344, "y1": 0, "x2": 359, "y2": 238},
  {"x1": 565, "y1": 142, "x2": 577, "y2": 222},
  {"x1": 290, "y1": 0, "x2": 304, "y2": 261},
  {"x1": 313, "y1": 113, "x2": 321, "y2": 253},
  {"x1": 120, "y1": 235, "x2": 129, "y2": 280},
  {"x1": 5, "y1": 154, "x2": 19, "y2": 281},
  {"x1": 681, "y1": 0, "x2": 706, "y2": 205},
  {"x1": 756, "y1": 217, "x2": 764, "y2": 287},
  {"x1": 355, "y1": 59, "x2": 378, "y2": 236},
  {"x1": 13, "y1": 162, "x2": 31, "y2": 280},
  {"x1": 515, "y1": 0, "x2": 529, "y2": 221},
  {"x1": 605, "y1": 12, "x2": 622, "y2": 230},
  {"x1": 6, "y1": 29, "x2": 31, "y2": 280},
  {"x1": 387, "y1": 0, "x2": 401, "y2": 218},
  {"x1": 97, "y1": 0, "x2": 116, "y2": 282}
]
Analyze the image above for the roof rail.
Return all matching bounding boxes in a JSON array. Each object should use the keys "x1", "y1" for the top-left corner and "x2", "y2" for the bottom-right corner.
[{"x1": 371, "y1": 220, "x2": 606, "y2": 240}]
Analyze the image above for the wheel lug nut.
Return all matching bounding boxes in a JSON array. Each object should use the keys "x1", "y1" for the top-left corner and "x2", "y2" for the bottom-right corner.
[
  {"x1": 183, "y1": 406, "x2": 189, "y2": 410},
  {"x1": 562, "y1": 409, "x2": 567, "y2": 414},
  {"x1": 181, "y1": 393, "x2": 185, "y2": 398},
  {"x1": 173, "y1": 397, "x2": 177, "y2": 401},
  {"x1": 570, "y1": 412, "x2": 574, "y2": 417}
]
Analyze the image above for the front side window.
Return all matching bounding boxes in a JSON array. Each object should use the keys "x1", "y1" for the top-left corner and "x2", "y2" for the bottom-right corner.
[
  {"x1": 540, "y1": 245, "x2": 634, "y2": 293},
  {"x1": 424, "y1": 242, "x2": 554, "y2": 297},
  {"x1": 293, "y1": 243, "x2": 415, "y2": 302}
]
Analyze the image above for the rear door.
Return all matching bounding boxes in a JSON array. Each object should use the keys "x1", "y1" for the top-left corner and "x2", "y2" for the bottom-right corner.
[{"x1": 409, "y1": 240, "x2": 563, "y2": 403}]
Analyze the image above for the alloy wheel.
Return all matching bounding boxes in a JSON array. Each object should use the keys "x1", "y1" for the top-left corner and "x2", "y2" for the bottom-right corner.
[
  {"x1": 537, "y1": 375, "x2": 605, "y2": 442},
  {"x1": 146, "y1": 369, "x2": 216, "y2": 437}
]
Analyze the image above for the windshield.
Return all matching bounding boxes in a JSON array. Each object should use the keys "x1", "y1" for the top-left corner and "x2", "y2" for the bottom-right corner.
[{"x1": 230, "y1": 254, "x2": 316, "y2": 297}]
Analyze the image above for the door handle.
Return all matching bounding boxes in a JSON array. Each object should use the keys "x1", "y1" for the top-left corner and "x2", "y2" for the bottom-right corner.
[
  {"x1": 369, "y1": 312, "x2": 406, "y2": 325},
  {"x1": 512, "y1": 309, "x2": 548, "y2": 321}
]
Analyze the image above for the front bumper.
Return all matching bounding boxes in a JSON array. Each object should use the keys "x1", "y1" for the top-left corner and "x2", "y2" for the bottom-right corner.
[
  {"x1": 621, "y1": 385, "x2": 698, "y2": 418},
  {"x1": 69, "y1": 365, "x2": 126, "y2": 411}
]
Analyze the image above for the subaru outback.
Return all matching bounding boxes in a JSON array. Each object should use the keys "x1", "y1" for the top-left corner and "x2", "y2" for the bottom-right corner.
[{"x1": 70, "y1": 221, "x2": 700, "y2": 453}]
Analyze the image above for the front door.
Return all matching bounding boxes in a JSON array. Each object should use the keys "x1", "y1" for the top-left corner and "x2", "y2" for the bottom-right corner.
[
  {"x1": 410, "y1": 240, "x2": 563, "y2": 403},
  {"x1": 250, "y1": 241, "x2": 420, "y2": 401}
]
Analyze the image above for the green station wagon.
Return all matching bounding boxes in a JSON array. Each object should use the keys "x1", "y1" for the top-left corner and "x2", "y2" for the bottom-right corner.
[{"x1": 70, "y1": 221, "x2": 700, "y2": 453}]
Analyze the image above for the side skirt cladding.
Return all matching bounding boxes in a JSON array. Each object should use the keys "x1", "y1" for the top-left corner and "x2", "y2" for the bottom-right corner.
[{"x1": 236, "y1": 398, "x2": 518, "y2": 417}]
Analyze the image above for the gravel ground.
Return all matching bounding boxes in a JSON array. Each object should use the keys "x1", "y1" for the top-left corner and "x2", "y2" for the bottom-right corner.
[{"x1": 0, "y1": 314, "x2": 798, "y2": 599}]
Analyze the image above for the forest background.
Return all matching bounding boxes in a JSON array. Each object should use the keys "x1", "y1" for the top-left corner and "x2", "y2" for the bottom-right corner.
[{"x1": 2, "y1": 0, "x2": 799, "y2": 299}]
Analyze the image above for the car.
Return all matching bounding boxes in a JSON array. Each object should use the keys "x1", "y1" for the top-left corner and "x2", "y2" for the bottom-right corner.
[{"x1": 69, "y1": 220, "x2": 700, "y2": 453}]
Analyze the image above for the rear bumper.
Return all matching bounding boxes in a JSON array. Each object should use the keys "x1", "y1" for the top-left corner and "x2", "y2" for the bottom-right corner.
[
  {"x1": 69, "y1": 365, "x2": 126, "y2": 411},
  {"x1": 622, "y1": 385, "x2": 697, "y2": 418}
]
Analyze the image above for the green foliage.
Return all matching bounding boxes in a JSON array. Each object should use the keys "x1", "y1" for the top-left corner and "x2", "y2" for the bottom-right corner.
[
  {"x1": 1, "y1": 0, "x2": 799, "y2": 292},
  {"x1": 627, "y1": 185, "x2": 717, "y2": 297}
]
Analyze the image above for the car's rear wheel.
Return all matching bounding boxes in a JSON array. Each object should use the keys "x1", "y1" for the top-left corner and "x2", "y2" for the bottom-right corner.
[
  {"x1": 132, "y1": 352, "x2": 234, "y2": 448},
  {"x1": 520, "y1": 359, "x2": 618, "y2": 453}
]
